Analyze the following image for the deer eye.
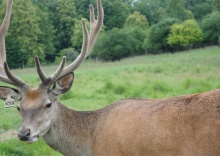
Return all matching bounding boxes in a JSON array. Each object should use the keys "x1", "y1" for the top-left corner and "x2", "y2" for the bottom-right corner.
[
  {"x1": 45, "y1": 103, "x2": 52, "y2": 108},
  {"x1": 17, "y1": 106, "x2": 20, "y2": 111}
]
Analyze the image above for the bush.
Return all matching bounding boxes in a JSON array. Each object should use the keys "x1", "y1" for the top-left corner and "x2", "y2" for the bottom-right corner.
[
  {"x1": 55, "y1": 48, "x2": 79, "y2": 64},
  {"x1": 93, "y1": 27, "x2": 146, "y2": 61},
  {"x1": 168, "y1": 19, "x2": 203, "y2": 48},
  {"x1": 142, "y1": 18, "x2": 180, "y2": 54}
]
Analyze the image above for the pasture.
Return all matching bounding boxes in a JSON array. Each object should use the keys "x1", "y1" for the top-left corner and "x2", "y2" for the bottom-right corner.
[{"x1": 0, "y1": 46, "x2": 220, "y2": 155}]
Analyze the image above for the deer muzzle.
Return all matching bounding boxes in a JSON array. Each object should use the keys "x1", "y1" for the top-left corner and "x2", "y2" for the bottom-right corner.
[{"x1": 18, "y1": 128, "x2": 39, "y2": 143}]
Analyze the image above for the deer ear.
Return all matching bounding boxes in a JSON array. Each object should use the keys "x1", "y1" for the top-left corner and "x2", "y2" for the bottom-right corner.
[
  {"x1": 0, "y1": 86, "x2": 21, "y2": 101},
  {"x1": 52, "y1": 73, "x2": 74, "y2": 96}
]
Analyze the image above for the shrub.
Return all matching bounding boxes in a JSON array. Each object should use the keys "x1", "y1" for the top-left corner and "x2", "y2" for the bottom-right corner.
[
  {"x1": 55, "y1": 48, "x2": 79, "y2": 64},
  {"x1": 168, "y1": 19, "x2": 203, "y2": 48},
  {"x1": 93, "y1": 27, "x2": 146, "y2": 61},
  {"x1": 142, "y1": 18, "x2": 180, "y2": 54}
]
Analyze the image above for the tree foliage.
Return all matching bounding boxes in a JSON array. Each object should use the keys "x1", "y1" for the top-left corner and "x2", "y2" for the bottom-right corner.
[
  {"x1": 132, "y1": 0, "x2": 161, "y2": 25},
  {"x1": 124, "y1": 11, "x2": 149, "y2": 29},
  {"x1": 168, "y1": 19, "x2": 203, "y2": 48},
  {"x1": 0, "y1": 0, "x2": 219, "y2": 67},
  {"x1": 54, "y1": 0, "x2": 76, "y2": 51},
  {"x1": 71, "y1": 19, "x2": 90, "y2": 52},
  {"x1": 189, "y1": 3, "x2": 212, "y2": 20},
  {"x1": 55, "y1": 48, "x2": 79, "y2": 64},
  {"x1": 142, "y1": 18, "x2": 180, "y2": 53},
  {"x1": 212, "y1": 0, "x2": 220, "y2": 11},
  {"x1": 166, "y1": 0, "x2": 194, "y2": 21},
  {"x1": 156, "y1": 7, "x2": 168, "y2": 22},
  {"x1": 201, "y1": 11, "x2": 220, "y2": 44},
  {"x1": 34, "y1": 4, "x2": 56, "y2": 62},
  {"x1": 0, "y1": 0, "x2": 45, "y2": 68},
  {"x1": 73, "y1": 0, "x2": 93, "y2": 18},
  {"x1": 102, "y1": 0, "x2": 130, "y2": 30},
  {"x1": 93, "y1": 27, "x2": 145, "y2": 61}
]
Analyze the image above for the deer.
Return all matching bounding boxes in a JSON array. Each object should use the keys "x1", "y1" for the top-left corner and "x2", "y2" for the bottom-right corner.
[{"x1": 1, "y1": 0, "x2": 220, "y2": 156}]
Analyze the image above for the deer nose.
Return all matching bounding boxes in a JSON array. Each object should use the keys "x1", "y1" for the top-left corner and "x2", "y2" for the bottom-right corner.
[{"x1": 18, "y1": 129, "x2": 30, "y2": 141}]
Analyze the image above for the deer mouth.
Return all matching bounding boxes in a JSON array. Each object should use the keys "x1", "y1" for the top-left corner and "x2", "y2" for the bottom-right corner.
[{"x1": 26, "y1": 134, "x2": 39, "y2": 143}]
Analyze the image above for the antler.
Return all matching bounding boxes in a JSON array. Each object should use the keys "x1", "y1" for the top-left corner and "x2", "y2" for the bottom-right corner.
[
  {"x1": 35, "y1": 56, "x2": 66, "y2": 88},
  {"x1": 36, "y1": 0, "x2": 104, "y2": 87},
  {"x1": 0, "y1": 0, "x2": 28, "y2": 88},
  {"x1": 60, "y1": 0, "x2": 104, "y2": 77},
  {"x1": 0, "y1": 0, "x2": 103, "y2": 89},
  {"x1": 0, "y1": 0, "x2": 13, "y2": 72}
]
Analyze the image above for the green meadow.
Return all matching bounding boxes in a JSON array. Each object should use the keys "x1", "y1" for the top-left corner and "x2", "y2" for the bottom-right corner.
[{"x1": 0, "y1": 46, "x2": 220, "y2": 155}]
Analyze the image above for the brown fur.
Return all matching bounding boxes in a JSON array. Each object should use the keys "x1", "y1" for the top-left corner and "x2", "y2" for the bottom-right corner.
[
  {"x1": 22, "y1": 88, "x2": 42, "y2": 108},
  {"x1": 41, "y1": 89, "x2": 220, "y2": 156},
  {"x1": 1, "y1": 0, "x2": 220, "y2": 155},
  {"x1": 25, "y1": 88, "x2": 41, "y2": 101}
]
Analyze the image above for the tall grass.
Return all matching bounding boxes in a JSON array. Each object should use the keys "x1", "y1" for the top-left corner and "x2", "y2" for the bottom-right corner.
[{"x1": 0, "y1": 46, "x2": 220, "y2": 155}]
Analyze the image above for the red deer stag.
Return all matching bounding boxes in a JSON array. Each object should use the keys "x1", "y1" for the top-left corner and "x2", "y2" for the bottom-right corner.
[{"x1": 1, "y1": 0, "x2": 220, "y2": 155}]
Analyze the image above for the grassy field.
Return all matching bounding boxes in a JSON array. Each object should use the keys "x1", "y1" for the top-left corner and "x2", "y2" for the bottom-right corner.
[{"x1": 0, "y1": 46, "x2": 220, "y2": 155}]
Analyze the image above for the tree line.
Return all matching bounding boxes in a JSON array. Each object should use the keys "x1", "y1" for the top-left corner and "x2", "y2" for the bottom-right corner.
[{"x1": 0, "y1": 0, "x2": 219, "y2": 68}]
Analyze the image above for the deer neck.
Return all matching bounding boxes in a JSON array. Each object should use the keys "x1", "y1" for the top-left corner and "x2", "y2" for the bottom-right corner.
[{"x1": 43, "y1": 102, "x2": 99, "y2": 156}]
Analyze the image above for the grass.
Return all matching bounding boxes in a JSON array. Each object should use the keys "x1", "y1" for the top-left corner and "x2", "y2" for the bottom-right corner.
[
  {"x1": 0, "y1": 46, "x2": 220, "y2": 155},
  {"x1": 0, "y1": 139, "x2": 60, "y2": 156}
]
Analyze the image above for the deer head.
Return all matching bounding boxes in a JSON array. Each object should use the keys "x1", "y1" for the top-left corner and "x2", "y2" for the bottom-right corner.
[{"x1": 0, "y1": 0, "x2": 103, "y2": 143}]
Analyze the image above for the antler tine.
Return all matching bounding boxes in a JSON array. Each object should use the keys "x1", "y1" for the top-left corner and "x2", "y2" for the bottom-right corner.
[
  {"x1": 0, "y1": 0, "x2": 13, "y2": 73},
  {"x1": 4, "y1": 62, "x2": 28, "y2": 87},
  {"x1": 57, "y1": 19, "x2": 89, "y2": 78},
  {"x1": 0, "y1": 75, "x2": 17, "y2": 85},
  {"x1": 0, "y1": 0, "x2": 13, "y2": 36},
  {"x1": 35, "y1": 56, "x2": 49, "y2": 84},
  {"x1": 57, "y1": 0, "x2": 103, "y2": 79},
  {"x1": 0, "y1": 0, "x2": 28, "y2": 88},
  {"x1": 87, "y1": 0, "x2": 104, "y2": 56},
  {"x1": 47, "y1": 56, "x2": 66, "y2": 87},
  {"x1": 35, "y1": 56, "x2": 66, "y2": 88}
]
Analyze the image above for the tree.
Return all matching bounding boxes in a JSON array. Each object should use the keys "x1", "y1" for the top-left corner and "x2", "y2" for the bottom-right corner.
[
  {"x1": 124, "y1": 11, "x2": 149, "y2": 29},
  {"x1": 73, "y1": 0, "x2": 95, "y2": 19},
  {"x1": 156, "y1": 7, "x2": 168, "y2": 22},
  {"x1": 142, "y1": 18, "x2": 180, "y2": 53},
  {"x1": 71, "y1": 19, "x2": 90, "y2": 52},
  {"x1": 54, "y1": 0, "x2": 76, "y2": 51},
  {"x1": 124, "y1": 0, "x2": 136, "y2": 5},
  {"x1": 212, "y1": 0, "x2": 220, "y2": 11},
  {"x1": 132, "y1": 0, "x2": 161, "y2": 25},
  {"x1": 31, "y1": 0, "x2": 56, "y2": 62},
  {"x1": 73, "y1": 0, "x2": 130, "y2": 30},
  {"x1": 55, "y1": 48, "x2": 79, "y2": 64},
  {"x1": 0, "y1": 0, "x2": 45, "y2": 68},
  {"x1": 101, "y1": 0, "x2": 130, "y2": 30},
  {"x1": 201, "y1": 11, "x2": 220, "y2": 44},
  {"x1": 189, "y1": 3, "x2": 212, "y2": 20},
  {"x1": 168, "y1": 19, "x2": 203, "y2": 48},
  {"x1": 93, "y1": 27, "x2": 145, "y2": 61},
  {"x1": 166, "y1": 0, "x2": 194, "y2": 21},
  {"x1": 127, "y1": 27, "x2": 147, "y2": 55}
]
